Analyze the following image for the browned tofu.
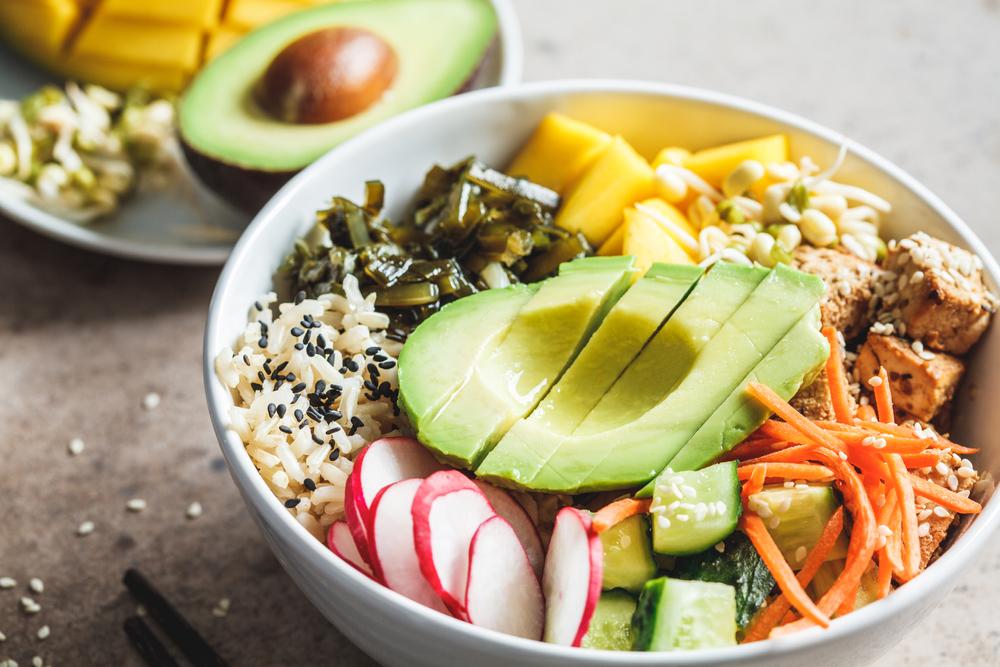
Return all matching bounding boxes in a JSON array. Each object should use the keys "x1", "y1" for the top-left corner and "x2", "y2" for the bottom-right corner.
[
  {"x1": 855, "y1": 333, "x2": 964, "y2": 422},
  {"x1": 911, "y1": 448, "x2": 978, "y2": 569},
  {"x1": 793, "y1": 246, "x2": 880, "y2": 340},
  {"x1": 791, "y1": 366, "x2": 857, "y2": 421},
  {"x1": 877, "y1": 232, "x2": 997, "y2": 354}
]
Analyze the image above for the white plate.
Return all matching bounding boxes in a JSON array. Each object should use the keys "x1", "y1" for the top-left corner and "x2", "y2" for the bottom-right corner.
[{"x1": 0, "y1": 0, "x2": 522, "y2": 265}]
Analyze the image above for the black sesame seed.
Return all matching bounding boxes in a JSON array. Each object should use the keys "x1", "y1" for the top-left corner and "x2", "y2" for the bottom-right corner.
[
  {"x1": 329, "y1": 449, "x2": 340, "y2": 461},
  {"x1": 292, "y1": 393, "x2": 301, "y2": 403},
  {"x1": 267, "y1": 403, "x2": 277, "y2": 418},
  {"x1": 326, "y1": 426, "x2": 341, "y2": 435},
  {"x1": 294, "y1": 343, "x2": 305, "y2": 351},
  {"x1": 379, "y1": 360, "x2": 396, "y2": 369},
  {"x1": 344, "y1": 359, "x2": 359, "y2": 372},
  {"x1": 311, "y1": 433, "x2": 324, "y2": 445},
  {"x1": 242, "y1": 354, "x2": 250, "y2": 365},
  {"x1": 316, "y1": 380, "x2": 327, "y2": 393},
  {"x1": 285, "y1": 373, "x2": 296, "y2": 382},
  {"x1": 284, "y1": 498, "x2": 301, "y2": 508},
  {"x1": 317, "y1": 334, "x2": 327, "y2": 349},
  {"x1": 290, "y1": 327, "x2": 304, "y2": 337},
  {"x1": 259, "y1": 321, "x2": 268, "y2": 334},
  {"x1": 250, "y1": 382, "x2": 263, "y2": 391},
  {"x1": 258, "y1": 337, "x2": 268, "y2": 348},
  {"x1": 294, "y1": 291, "x2": 306, "y2": 305},
  {"x1": 292, "y1": 382, "x2": 307, "y2": 393},
  {"x1": 372, "y1": 354, "x2": 388, "y2": 362},
  {"x1": 298, "y1": 421, "x2": 308, "y2": 430},
  {"x1": 379, "y1": 381, "x2": 392, "y2": 394},
  {"x1": 303, "y1": 478, "x2": 317, "y2": 491},
  {"x1": 365, "y1": 346, "x2": 381, "y2": 356},
  {"x1": 363, "y1": 380, "x2": 376, "y2": 392},
  {"x1": 350, "y1": 416, "x2": 364, "y2": 428},
  {"x1": 276, "y1": 404, "x2": 287, "y2": 418},
  {"x1": 275, "y1": 361, "x2": 288, "y2": 373},
  {"x1": 294, "y1": 409, "x2": 304, "y2": 422},
  {"x1": 367, "y1": 363, "x2": 380, "y2": 377},
  {"x1": 254, "y1": 301, "x2": 263, "y2": 311},
  {"x1": 326, "y1": 409, "x2": 343, "y2": 421},
  {"x1": 257, "y1": 371, "x2": 266, "y2": 382},
  {"x1": 263, "y1": 361, "x2": 272, "y2": 375},
  {"x1": 303, "y1": 331, "x2": 312, "y2": 345},
  {"x1": 273, "y1": 380, "x2": 284, "y2": 391},
  {"x1": 278, "y1": 425, "x2": 293, "y2": 434},
  {"x1": 306, "y1": 344, "x2": 316, "y2": 357}
]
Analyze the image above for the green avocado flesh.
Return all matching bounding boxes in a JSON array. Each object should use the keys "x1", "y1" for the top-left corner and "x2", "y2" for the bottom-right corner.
[
  {"x1": 179, "y1": 0, "x2": 497, "y2": 171},
  {"x1": 397, "y1": 259, "x2": 827, "y2": 492},
  {"x1": 415, "y1": 257, "x2": 636, "y2": 467}
]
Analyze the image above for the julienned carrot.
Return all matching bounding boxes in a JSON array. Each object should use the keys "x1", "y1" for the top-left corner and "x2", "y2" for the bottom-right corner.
[
  {"x1": 909, "y1": 473, "x2": 982, "y2": 514},
  {"x1": 859, "y1": 421, "x2": 978, "y2": 455},
  {"x1": 742, "y1": 464, "x2": 767, "y2": 499},
  {"x1": 592, "y1": 498, "x2": 652, "y2": 533},
  {"x1": 822, "y1": 327, "x2": 854, "y2": 423},
  {"x1": 742, "y1": 507, "x2": 844, "y2": 643},
  {"x1": 742, "y1": 444, "x2": 825, "y2": 466},
  {"x1": 740, "y1": 514, "x2": 831, "y2": 629},
  {"x1": 876, "y1": 491, "x2": 904, "y2": 575},
  {"x1": 747, "y1": 383, "x2": 844, "y2": 451},
  {"x1": 885, "y1": 454, "x2": 920, "y2": 580},
  {"x1": 856, "y1": 404, "x2": 878, "y2": 422},
  {"x1": 873, "y1": 367, "x2": 894, "y2": 424},
  {"x1": 876, "y1": 552, "x2": 893, "y2": 599},
  {"x1": 738, "y1": 462, "x2": 834, "y2": 482},
  {"x1": 837, "y1": 580, "x2": 860, "y2": 616},
  {"x1": 899, "y1": 452, "x2": 942, "y2": 469}
]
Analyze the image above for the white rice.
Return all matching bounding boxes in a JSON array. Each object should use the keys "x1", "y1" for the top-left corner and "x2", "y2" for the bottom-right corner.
[{"x1": 215, "y1": 275, "x2": 406, "y2": 541}]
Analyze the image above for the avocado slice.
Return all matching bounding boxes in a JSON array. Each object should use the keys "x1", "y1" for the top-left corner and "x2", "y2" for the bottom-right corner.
[
  {"x1": 415, "y1": 256, "x2": 637, "y2": 468},
  {"x1": 478, "y1": 263, "x2": 767, "y2": 489},
  {"x1": 397, "y1": 284, "x2": 537, "y2": 431},
  {"x1": 526, "y1": 264, "x2": 825, "y2": 493},
  {"x1": 477, "y1": 263, "x2": 702, "y2": 485},
  {"x1": 179, "y1": 0, "x2": 498, "y2": 210},
  {"x1": 664, "y1": 306, "x2": 829, "y2": 475}
]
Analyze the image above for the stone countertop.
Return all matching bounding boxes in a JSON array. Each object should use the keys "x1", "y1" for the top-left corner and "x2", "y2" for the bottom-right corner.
[{"x1": 2, "y1": 0, "x2": 999, "y2": 664}]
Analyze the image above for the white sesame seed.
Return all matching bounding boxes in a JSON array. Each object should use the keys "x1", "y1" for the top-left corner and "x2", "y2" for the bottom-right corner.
[
  {"x1": 957, "y1": 467, "x2": 976, "y2": 479},
  {"x1": 218, "y1": 597, "x2": 230, "y2": 611},
  {"x1": 657, "y1": 516, "x2": 672, "y2": 530},
  {"x1": 947, "y1": 474, "x2": 959, "y2": 491},
  {"x1": 960, "y1": 458, "x2": 974, "y2": 470},
  {"x1": 795, "y1": 482, "x2": 810, "y2": 490},
  {"x1": 681, "y1": 485, "x2": 697, "y2": 498},
  {"x1": 36, "y1": 626, "x2": 49, "y2": 640},
  {"x1": 876, "y1": 535, "x2": 887, "y2": 550},
  {"x1": 867, "y1": 375, "x2": 883, "y2": 387},
  {"x1": 783, "y1": 480, "x2": 795, "y2": 488},
  {"x1": 716, "y1": 501, "x2": 727, "y2": 515},
  {"x1": 917, "y1": 522, "x2": 931, "y2": 538},
  {"x1": 28, "y1": 579, "x2": 43, "y2": 594},
  {"x1": 186, "y1": 502, "x2": 203, "y2": 520},
  {"x1": 934, "y1": 462, "x2": 950, "y2": 476},
  {"x1": 126, "y1": 498, "x2": 147, "y2": 513},
  {"x1": 0, "y1": 631, "x2": 5, "y2": 641},
  {"x1": 839, "y1": 451, "x2": 848, "y2": 460},
  {"x1": 675, "y1": 514, "x2": 690, "y2": 522},
  {"x1": 767, "y1": 516, "x2": 781, "y2": 529},
  {"x1": 933, "y1": 506, "x2": 950, "y2": 518},
  {"x1": 910, "y1": 270, "x2": 924, "y2": 284},
  {"x1": 68, "y1": 437, "x2": 85, "y2": 456},
  {"x1": 136, "y1": 605, "x2": 147, "y2": 617},
  {"x1": 794, "y1": 546, "x2": 808, "y2": 563},
  {"x1": 958, "y1": 489, "x2": 972, "y2": 498},
  {"x1": 142, "y1": 392, "x2": 161, "y2": 410},
  {"x1": 20, "y1": 597, "x2": 40, "y2": 614},
  {"x1": 918, "y1": 509, "x2": 933, "y2": 521},
  {"x1": 777, "y1": 497, "x2": 792, "y2": 514},
  {"x1": 918, "y1": 350, "x2": 936, "y2": 361},
  {"x1": 911, "y1": 340, "x2": 924, "y2": 354},
  {"x1": 77, "y1": 521, "x2": 95, "y2": 536},
  {"x1": 32, "y1": 658, "x2": 42, "y2": 667},
  {"x1": 0, "y1": 577, "x2": 15, "y2": 589},
  {"x1": 878, "y1": 524, "x2": 893, "y2": 537}
]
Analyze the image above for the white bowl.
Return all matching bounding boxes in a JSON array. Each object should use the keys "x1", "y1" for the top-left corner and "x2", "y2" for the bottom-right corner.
[{"x1": 204, "y1": 80, "x2": 1000, "y2": 667}]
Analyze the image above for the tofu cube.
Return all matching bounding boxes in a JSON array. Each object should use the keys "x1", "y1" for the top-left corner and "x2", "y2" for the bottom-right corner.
[
  {"x1": 855, "y1": 333, "x2": 965, "y2": 422},
  {"x1": 877, "y1": 232, "x2": 997, "y2": 354},
  {"x1": 793, "y1": 246, "x2": 880, "y2": 340},
  {"x1": 911, "y1": 449, "x2": 978, "y2": 569}
]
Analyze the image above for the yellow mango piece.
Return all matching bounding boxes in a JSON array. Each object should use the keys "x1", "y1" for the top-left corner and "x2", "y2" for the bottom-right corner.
[
  {"x1": 555, "y1": 136, "x2": 654, "y2": 247},
  {"x1": 72, "y1": 17, "x2": 202, "y2": 71},
  {"x1": 94, "y1": 0, "x2": 224, "y2": 27},
  {"x1": 652, "y1": 146, "x2": 691, "y2": 168},
  {"x1": 0, "y1": 0, "x2": 79, "y2": 58},
  {"x1": 205, "y1": 27, "x2": 247, "y2": 60},
  {"x1": 682, "y1": 134, "x2": 788, "y2": 187},
  {"x1": 226, "y1": 0, "x2": 317, "y2": 30},
  {"x1": 632, "y1": 197, "x2": 699, "y2": 260},
  {"x1": 66, "y1": 57, "x2": 189, "y2": 92},
  {"x1": 507, "y1": 112, "x2": 612, "y2": 193},
  {"x1": 597, "y1": 225, "x2": 624, "y2": 256},
  {"x1": 622, "y1": 207, "x2": 693, "y2": 272}
]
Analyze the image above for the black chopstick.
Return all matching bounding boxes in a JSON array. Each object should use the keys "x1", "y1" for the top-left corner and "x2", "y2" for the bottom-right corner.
[
  {"x1": 123, "y1": 568, "x2": 229, "y2": 667},
  {"x1": 124, "y1": 616, "x2": 181, "y2": 667}
]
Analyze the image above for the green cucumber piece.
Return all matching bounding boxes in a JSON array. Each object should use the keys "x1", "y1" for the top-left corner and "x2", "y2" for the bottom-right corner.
[
  {"x1": 580, "y1": 590, "x2": 637, "y2": 651},
  {"x1": 600, "y1": 515, "x2": 657, "y2": 593},
  {"x1": 809, "y1": 559, "x2": 879, "y2": 611},
  {"x1": 632, "y1": 577, "x2": 737, "y2": 651},
  {"x1": 650, "y1": 462, "x2": 741, "y2": 556},
  {"x1": 749, "y1": 484, "x2": 847, "y2": 567}
]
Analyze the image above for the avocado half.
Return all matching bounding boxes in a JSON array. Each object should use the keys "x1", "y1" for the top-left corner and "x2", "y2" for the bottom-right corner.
[{"x1": 179, "y1": 0, "x2": 498, "y2": 211}]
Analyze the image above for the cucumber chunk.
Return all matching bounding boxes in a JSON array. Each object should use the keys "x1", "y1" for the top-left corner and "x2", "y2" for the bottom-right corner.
[
  {"x1": 749, "y1": 484, "x2": 847, "y2": 567},
  {"x1": 600, "y1": 515, "x2": 657, "y2": 593},
  {"x1": 810, "y1": 559, "x2": 879, "y2": 611},
  {"x1": 580, "y1": 590, "x2": 637, "y2": 651},
  {"x1": 650, "y1": 461, "x2": 741, "y2": 556},
  {"x1": 632, "y1": 577, "x2": 737, "y2": 651}
]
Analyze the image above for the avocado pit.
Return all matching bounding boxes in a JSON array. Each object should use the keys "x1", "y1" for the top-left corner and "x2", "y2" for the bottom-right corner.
[{"x1": 255, "y1": 26, "x2": 398, "y2": 125}]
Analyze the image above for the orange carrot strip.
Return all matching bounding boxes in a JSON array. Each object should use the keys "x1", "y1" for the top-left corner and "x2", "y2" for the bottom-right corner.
[
  {"x1": 738, "y1": 463, "x2": 834, "y2": 482},
  {"x1": 909, "y1": 473, "x2": 982, "y2": 514},
  {"x1": 873, "y1": 367, "x2": 894, "y2": 424},
  {"x1": 899, "y1": 452, "x2": 943, "y2": 469},
  {"x1": 885, "y1": 454, "x2": 920, "y2": 580},
  {"x1": 860, "y1": 421, "x2": 979, "y2": 455},
  {"x1": 592, "y1": 498, "x2": 652, "y2": 533},
  {"x1": 746, "y1": 384, "x2": 844, "y2": 451},
  {"x1": 740, "y1": 514, "x2": 830, "y2": 629},
  {"x1": 822, "y1": 327, "x2": 854, "y2": 423},
  {"x1": 742, "y1": 508, "x2": 844, "y2": 643},
  {"x1": 837, "y1": 581, "x2": 860, "y2": 617},
  {"x1": 742, "y1": 464, "x2": 767, "y2": 499},
  {"x1": 836, "y1": 433, "x2": 928, "y2": 454},
  {"x1": 876, "y1": 552, "x2": 893, "y2": 599},
  {"x1": 742, "y1": 444, "x2": 824, "y2": 466},
  {"x1": 856, "y1": 404, "x2": 878, "y2": 422}
]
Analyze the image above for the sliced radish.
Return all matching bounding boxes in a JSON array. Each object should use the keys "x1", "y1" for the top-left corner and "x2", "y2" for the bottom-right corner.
[
  {"x1": 412, "y1": 470, "x2": 496, "y2": 619},
  {"x1": 465, "y1": 516, "x2": 544, "y2": 640},
  {"x1": 327, "y1": 520, "x2": 373, "y2": 578},
  {"x1": 343, "y1": 473, "x2": 372, "y2": 565},
  {"x1": 542, "y1": 507, "x2": 603, "y2": 647},
  {"x1": 369, "y1": 479, "x2": 449, "y2": 613},
  {"x1": 352, "y1": 437, "x2": 445, "y2": 523},
  {"x1": 473, "y1": 480, "x2": 544, "y2": 578}
]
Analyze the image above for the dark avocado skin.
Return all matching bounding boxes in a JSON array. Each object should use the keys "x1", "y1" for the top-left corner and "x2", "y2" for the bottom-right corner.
[{"x1": 181, "y1": 39, "x2": 495, "y2": 214}]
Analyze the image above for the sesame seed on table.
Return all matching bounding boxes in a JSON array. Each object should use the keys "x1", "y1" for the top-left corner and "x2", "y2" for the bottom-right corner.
[{"x1": 2, "y1": 1, "x2": 1000, "y2": 665}]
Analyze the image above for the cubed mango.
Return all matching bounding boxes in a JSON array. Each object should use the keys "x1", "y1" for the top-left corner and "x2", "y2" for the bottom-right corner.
[
  {"x1": 683, "y1": 134, "x2": 788, "y2": 187},
  {"x1": 597, "y1": 225, "x2": 624, "y2": 256},
  {"x1": 0, "y1": 0, "x2": 79, "y2": 59},
  {"x1": 632, "y1": 197, "x2": 698, "y2": 260},
  {"x1": 94, "y1": 0, "x2": 224, "y2": 27},
  {"x1": 622, "y1": 207, "x2": 693, "y2": 272},
  {"x1": 507, "y1": 112, "x2": 612, "y2": 193},
  {"x1": 71, "y1": 16, "x2": 202, "y2": 71}
]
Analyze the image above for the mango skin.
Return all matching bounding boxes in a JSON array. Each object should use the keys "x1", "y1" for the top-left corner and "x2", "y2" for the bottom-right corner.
[
  {"x1": 555, "y1": 135, "x2": 654, "y2": 247},
  {"x1": 507, "y1": 112, "x2": 612, "y2": 194}
]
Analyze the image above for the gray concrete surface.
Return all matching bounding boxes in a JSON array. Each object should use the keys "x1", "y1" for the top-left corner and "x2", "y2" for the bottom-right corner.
[{"x1": 2, "y1": 0, "x2": 999, "y2": 664}]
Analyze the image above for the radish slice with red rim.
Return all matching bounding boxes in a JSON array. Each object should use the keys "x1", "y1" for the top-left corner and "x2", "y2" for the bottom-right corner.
[
  {"x1": 465, "y1": 516, "x2": 544, "y2": 639},
  {"x1": 353, "y1": 436, "x2": 445, "y2": 522},
  {"x1": 542, "y1": 507, "x2": 603, "y2": 647},
  {"x1": 473, "y1": 480, "x2": 544, "y2": 579},
  {"x1": 327, "y1": 520, "x2": 373, "y2": 578},
  {"x1": 343, "y1": 473, "x2": 372, "y2": 565},
  {"x1": 412, "y1": 470, "x2": 496, "y2": 619}
]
